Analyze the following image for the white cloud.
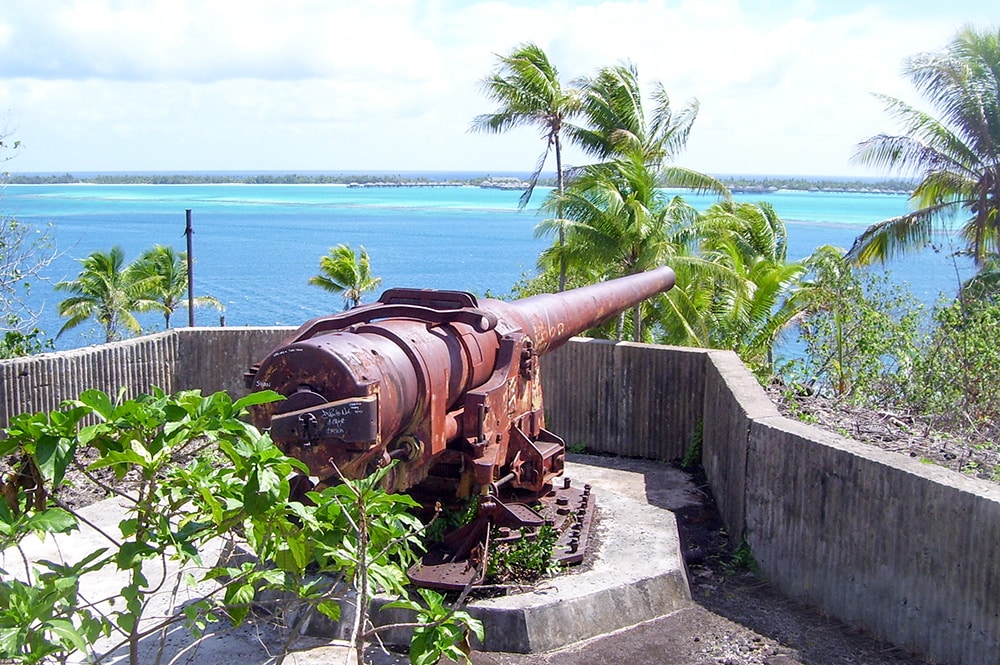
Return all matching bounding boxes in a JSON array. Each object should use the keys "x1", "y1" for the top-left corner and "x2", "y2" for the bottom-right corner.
[{"x1": 0, "y1": 0, "x2": 994, "y2": 175}]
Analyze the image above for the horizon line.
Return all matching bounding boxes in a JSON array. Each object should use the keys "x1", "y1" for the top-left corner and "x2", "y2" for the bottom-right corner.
[{"x1": 5, "y1": 169, "x2": 912, "y2": 182}]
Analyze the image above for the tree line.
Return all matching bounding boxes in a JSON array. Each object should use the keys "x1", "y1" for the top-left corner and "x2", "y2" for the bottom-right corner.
[
  {"x1": 4, "y1": 171, "x2": 916, "y2": 193},
  {"x1": 2, "y1": 173, "x2": 472, "y2": 186}
]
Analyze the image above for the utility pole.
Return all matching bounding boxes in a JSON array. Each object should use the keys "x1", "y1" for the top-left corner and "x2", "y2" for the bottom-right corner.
[{"x1": 185, "y1": 209, "x2": 195, "y2": 327}]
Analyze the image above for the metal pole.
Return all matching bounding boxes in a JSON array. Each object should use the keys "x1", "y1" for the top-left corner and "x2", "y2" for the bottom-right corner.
[{"x1": 185, "y1": 209, "x2": 195, "y2": 327}]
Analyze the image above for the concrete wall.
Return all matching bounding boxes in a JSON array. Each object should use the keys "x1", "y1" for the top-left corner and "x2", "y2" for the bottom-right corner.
[
  {"x1": 2, "y1": 329, "x2": 998, "y2": 665},
  {"x1": 700, "y1": 350, "x2": 783, "y2": 543},
  {"x1": 171, "y1": 326, "x2": 293, "y2": 396},
  {"x1": 744, "y1": 417, "x2": 1000, "y2": 665},
  {"x1": 0, "y1": 332, "x2": 180, "y2": 426},
  {"x1": 0, "y1": 327, "x2": 294, "y2": 427},
  {"x1": 542, "y1": 338, "x2": 705, "y2": 461},
  {"x1": 700, "y1": 349, "x2": 1000, "y2": 665}
]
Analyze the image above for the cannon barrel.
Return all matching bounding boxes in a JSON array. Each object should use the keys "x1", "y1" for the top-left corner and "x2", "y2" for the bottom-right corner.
[
  {"x1": 246, "y1": 267, "x2": 675, "y2": 495},
  {"x1": 482, "y1": 266, "x2": 676, "y2": 354}
]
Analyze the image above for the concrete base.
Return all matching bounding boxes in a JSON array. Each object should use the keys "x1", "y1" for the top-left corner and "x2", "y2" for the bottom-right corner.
[
  {"x1": 481, "y1": 457, "x2": 695, "y2": 652},
  {"x1": 474, "y1": 487, "x2": 690, "y2": 652},
  {"x1": 315, "y1": 456, "x2": 697, "y2": 653}
]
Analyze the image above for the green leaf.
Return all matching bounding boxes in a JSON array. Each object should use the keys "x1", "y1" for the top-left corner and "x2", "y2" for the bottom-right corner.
[
  {"x1": 46, "y1": 618, "x2": 90, "y2": 654},
  {"x1": 25, "y1": 508, "x2": 77, "y2": 536},
  {"x1": 224, "y1": 582, "x2": 255, "y2": 625},
  {"x1": 47, "y1": 547, "x2": 111, "y2": 576},
  {"x1": 461, "y1": 612, "x2": 485, "y2": 642},
  {"x1": 233, "y1": 390, "x2": 284, "y2": 412},
  {"x1": 286, "y1": 533, "x2": 309, "y2": 571},
  {"x1": 116, "y1": 541, "x2": 158, "y2": 568},
  {"x1": 416, "y1": 587, "x2": 447, "y2": 613},
  {"x1": 0, "y1": 436, "x2": 20, "y2": 457},
  {"x1": 76, "y1": 389, "x2": 114, "y2": 420},
  {"x1": 382, "y1": 597, "x2": 421, "y2": 612},
  {"x1": 243, "y1": 467, "x2": 281, "y2": 515},
  {"x1": 115, "y1": 611, "x2": 136, "y2": 634},
  {"x1": 118, "y1": 517, "x2": 138, "y2": 538},
  {"x1": 316, "y1": 600, "x2": 341, "y2": 622},
  {"x1": 33, "y1": 435, "x2": 77, "y2": 487}
]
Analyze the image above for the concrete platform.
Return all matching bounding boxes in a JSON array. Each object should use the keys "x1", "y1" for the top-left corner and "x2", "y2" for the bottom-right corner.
[
  {"x1": 1, "y1": 455, "x2": 700, "y2": 662},
  {"x1": 465, "y1": 482, "x2": 691, "y2": 652},
  {"x1": 337, "y1": 455, "x2": 700, "y2": 653}
]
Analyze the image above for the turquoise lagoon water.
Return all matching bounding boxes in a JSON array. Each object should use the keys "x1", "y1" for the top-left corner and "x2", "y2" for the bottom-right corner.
[{"x1": 2, "y1": 182, "x2": 974, "y2": 351}]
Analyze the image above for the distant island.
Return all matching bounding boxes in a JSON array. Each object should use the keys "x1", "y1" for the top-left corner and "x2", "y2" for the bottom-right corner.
[
  {"x1": 2, "y1": 172, "x2": 914, "y2": 194},
  {"x1": 720, "y1": 176, "x2": 913, "y2": 195}
]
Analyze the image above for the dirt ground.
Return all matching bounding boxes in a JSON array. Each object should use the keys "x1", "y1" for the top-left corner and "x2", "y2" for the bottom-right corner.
[
  {"x1": 662, "y1": 468, "x2": 933, "y2": 665},
  {"x1": 765, "y1": 384, "x2": 1000, "y2": 483}
]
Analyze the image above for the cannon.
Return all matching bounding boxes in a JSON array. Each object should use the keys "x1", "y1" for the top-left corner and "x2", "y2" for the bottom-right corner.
[{"x1": 245, "y1": 267, "x2": 676, "y2": 588}]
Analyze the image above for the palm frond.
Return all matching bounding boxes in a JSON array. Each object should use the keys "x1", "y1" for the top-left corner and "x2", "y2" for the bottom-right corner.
[
  {"x1": 845, "y1": 204, "x2": 952, "y2": 264},
  {"x1": 851, "y1": 28, "x2": 1000, "y2": 266}
]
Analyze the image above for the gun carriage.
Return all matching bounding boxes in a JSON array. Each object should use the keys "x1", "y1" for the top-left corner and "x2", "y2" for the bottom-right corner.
[{"x1": 245, "y1": 267, "x2": 676, "y2": 588}]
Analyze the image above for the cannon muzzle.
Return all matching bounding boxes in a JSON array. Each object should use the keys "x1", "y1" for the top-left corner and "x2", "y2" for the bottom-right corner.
[{"x1": 246, "y1": 268, "x2": 675, "y2": 495}]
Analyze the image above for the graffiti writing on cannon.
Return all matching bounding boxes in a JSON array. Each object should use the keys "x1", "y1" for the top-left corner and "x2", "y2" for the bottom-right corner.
[{"x1": 317, "y1": 397, "x2": 378, "y2": 443}]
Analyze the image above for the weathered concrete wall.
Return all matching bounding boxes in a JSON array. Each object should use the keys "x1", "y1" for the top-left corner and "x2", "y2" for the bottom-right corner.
[
  {"x1": 0, "y1": 332, "x2": 179, "y2": 427},
  {"x1": 2, "y1": 329, "x2": 999, "y2": 665},
  {"x1": 0, "y1": 328, "x2": 295, "y2": 428},
  {"x1": 698, "y1": 350, "x2": 1000, "y2": 665},
  {"x1": 172, "y1": 327, "x2": 293, "y2": 396},
  {"x1": 744, "y1": 416, "x2": 1000, "y2": 665},
  {"x1": 700, "y1": 350, "x2": 782, "y2": 542},
  {"x1": 543, "y1": 338, "x2": 705, "y2": 462}
]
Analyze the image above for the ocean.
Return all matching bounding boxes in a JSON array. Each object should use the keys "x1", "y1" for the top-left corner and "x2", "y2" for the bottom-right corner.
[{"x1": 1, "y1": 181, "x2": 975, "y2": 352}]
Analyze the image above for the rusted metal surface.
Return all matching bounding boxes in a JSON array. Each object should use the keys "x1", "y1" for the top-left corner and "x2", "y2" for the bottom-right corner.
[
  {"x1": 244, "y1": 268, "x2": 675, "y2": 586},
  {"x1": 485, "y1": 266, "x2": 676, "y2": 355},
  {"x1": 407, "y1": 477, "x2": 597, "y2": 591}
]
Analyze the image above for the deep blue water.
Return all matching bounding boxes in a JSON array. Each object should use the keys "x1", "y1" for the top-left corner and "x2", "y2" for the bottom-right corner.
[{"x1": 2, "y1": 183, "x2": 974, "y2": 351}]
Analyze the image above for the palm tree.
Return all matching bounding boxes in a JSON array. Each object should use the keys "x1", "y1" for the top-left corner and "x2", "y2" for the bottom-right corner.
[
  {"x1": 848, "y1": 26, "x2": 1000, "y2": 266},
  {"x1": 571, "y1": 62, "x2": 731, "y2": 197},
  {"x1": 696, "y1": 201, "x2": 809, "y2": 369},
  {"x1": 472, "y1": 42, "x2": 581, "y2": 290},
  {"x1": 309, "y1": 244, "x2": 381, "y2": 310},
  {"x1": 538, "y1": 150, "x2": 698, "y2": 341},
  {"x1": 55, "y1": 247, "x2": 159, "y2": 343},
  {"x1": 640, "y1": 201, "x2": 808, "y2": 372},
  {"x1": 532, "y1": 62, "x2": 731, "y2": 311},
  {"x1": 132, "y1": 245, "x2": 223, "y2": 328}
]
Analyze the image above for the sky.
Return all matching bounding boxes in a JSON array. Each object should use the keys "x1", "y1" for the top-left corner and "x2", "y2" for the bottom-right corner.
[{"x1": 0, "y1": 0, "x2": 996, "y2": 178}]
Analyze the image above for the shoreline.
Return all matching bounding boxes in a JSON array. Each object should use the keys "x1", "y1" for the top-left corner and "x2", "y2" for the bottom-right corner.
[{"x1": 4, "y1": 174, "x2": 915, "y2": 196}]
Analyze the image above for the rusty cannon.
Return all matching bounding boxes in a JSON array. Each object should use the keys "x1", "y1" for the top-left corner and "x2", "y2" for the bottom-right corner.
[{"x1": 244, "y1": 266, "x2": 676, "y2": 588}]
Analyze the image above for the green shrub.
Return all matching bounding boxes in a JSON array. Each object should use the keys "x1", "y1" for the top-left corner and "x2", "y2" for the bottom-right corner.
[
  {"x1": 784, "y1": 247, "x2": 923, "y2": 405},
  {"x1": 1, "y1": 388, "x2": 483, "y2": 665},
  {"x1": 907, "y1": 294, "x2": 1000, "y2": 427}
]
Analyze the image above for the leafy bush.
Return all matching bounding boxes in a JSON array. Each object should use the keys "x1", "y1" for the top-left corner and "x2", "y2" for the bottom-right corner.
[
  {"x1": 781, "y1": 247, "x2": 1000, "y2": 445},
  {"x1": 0, "y1": 388, "x2": 482, "y2": 665},
  {"x1": 1, "y1": 324, "x2": 53, "y2": 359},
  {"x1": 907, "y1": 294, "x2": 1000, "y2": 428},
  {"x1": 783, "y1": 246, "x2": 923, "y2": 405}
]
